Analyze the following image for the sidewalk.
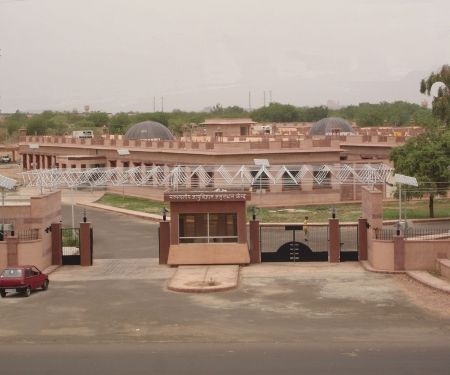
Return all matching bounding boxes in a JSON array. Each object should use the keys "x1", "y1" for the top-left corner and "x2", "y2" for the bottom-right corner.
[{"x1": 406, "y1": 271, "x2": 450, "y2": 294}]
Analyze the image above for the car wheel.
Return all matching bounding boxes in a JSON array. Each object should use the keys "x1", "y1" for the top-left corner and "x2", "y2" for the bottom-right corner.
[
  {"x1": 42, "y1": 279, "x2": 49, "y2": 291},
  {"x1": 24, "y1": 286, "x2": 31, "y2": 297},
  {"x1": 0, "y1": 290, "x2": 6, "y2": 298}
]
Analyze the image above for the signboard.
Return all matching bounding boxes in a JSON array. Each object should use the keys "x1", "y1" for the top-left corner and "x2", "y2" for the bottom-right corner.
[
  {"x1": 253, "y1": 159, "x2": 270, "y2": 167},
  {"x1": 165, "y1": 192, "x2": 250, "y2": 202},
  {"x1": 394, "y1": 174, "x2": 418, "y2": 187},
  {"x1": 285, "y1": 225, "x2": 303, "y2": 231}
]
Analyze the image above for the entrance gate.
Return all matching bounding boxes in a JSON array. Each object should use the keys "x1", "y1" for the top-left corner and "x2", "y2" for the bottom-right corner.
[
  {"x1": 61, "y1": 228, "x2": 80, "y2": 265},
  {"x1": 259, "y1": 223, "x2": 360, "y2": 262},
  {"x1": 260, "y1": 224, "x2": 329, "y2": 262},
  {"x1": 340, "y1": 224, "x2": 359, "y2": 261}
]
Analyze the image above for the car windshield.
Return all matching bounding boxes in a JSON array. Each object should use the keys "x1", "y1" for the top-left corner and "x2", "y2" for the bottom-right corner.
[{"x1": 0, "y1": 269, "x2": 23, "y2": 278}]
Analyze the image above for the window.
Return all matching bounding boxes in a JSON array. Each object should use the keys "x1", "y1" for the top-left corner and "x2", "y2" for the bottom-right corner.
[
  {"x1": 240, "y1": 126, "x2": 248, "y2": 136},
  {"x1": 282, "y1": 170, "x2": 301, "y2": 191},
  {"x1": 313, "y1": 170, "x2": 332, "y2": 189},
  {"x1": 251, "y1": 171, "x2": 270, "y2": 192},
  {"x1": 179, "y1": 213, "x2": 238, "y2": 243}
]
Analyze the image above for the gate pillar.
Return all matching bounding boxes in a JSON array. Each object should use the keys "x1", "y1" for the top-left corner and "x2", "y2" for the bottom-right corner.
[
  {"x1": 51, "y1": 222, "x2": 62, "y2": 265},
  {"x1": 159, "y1": 221, "x2": 170, "y2": 265},
  {"x1": 249, "y1": 220, "x2": 261, "y2": 263},
  {"x1": 328, "y1": 219, "x2": 340, "y2": 263},
  {"x1": 394, "y1": 235, "x2": 405, "y2": 271},
  {"x1": 80, "y1": 222, "x2": 92, "y2": 266},
  {"x1": 6, "y1": 236, "x2": 19, "y2": 266},
  {"x1": 358, "y1": 218, "x2": 368, "y2": 261}
]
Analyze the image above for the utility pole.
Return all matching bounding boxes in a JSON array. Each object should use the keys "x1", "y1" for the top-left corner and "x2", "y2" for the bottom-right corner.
[
  {"x1": 161, "y1": 96, "x2": 164, "y2": 112},
  {"x1": 269, "y1": 90, "x2": 272, "y2": 104},
  {"x1": 248, "y1": 91, "x2": 252, "y2": 111},
  {"x1": 153, "y1": 96, "x2": 156, "y2": 112},
  {"x1": 263, "y1": 91, "x2": 266, "y2": 107}
]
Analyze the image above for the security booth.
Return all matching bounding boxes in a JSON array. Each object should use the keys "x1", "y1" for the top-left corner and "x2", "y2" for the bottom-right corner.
[{"x1": 160, "y1": 191, "x2": 251, "y2": 265}]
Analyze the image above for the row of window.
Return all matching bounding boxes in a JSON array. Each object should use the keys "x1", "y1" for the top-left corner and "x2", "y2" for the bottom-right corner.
[{"x1": 179, "y1": 213, "x2": 238, "y2": 243}]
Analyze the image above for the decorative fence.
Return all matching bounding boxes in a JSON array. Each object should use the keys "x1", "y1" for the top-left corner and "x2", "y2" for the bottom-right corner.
[{"x1": 376, "y1": 226, "x2": 450, "y2": 240}]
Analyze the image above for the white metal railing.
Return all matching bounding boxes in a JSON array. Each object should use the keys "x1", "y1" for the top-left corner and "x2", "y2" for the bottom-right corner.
[{"x1": 19, "y1": 163, "x2": 393, "y2": 190}]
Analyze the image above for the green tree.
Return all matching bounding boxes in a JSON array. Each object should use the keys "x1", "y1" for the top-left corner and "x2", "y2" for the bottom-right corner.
[
  {"x1": 355, "y1": 103, "x2": 384, "y2": 126},
  {"x1": 86, "y1": 112, "x2": 109, "y2": 127},
  {"x1": 390, "y1": 130, "x2": 450, "y2": 217},
  {"x1": 109, "y1": 113, "x2": 131, "y2": 134},
  {"x1": 420, "y1": 64, "x2": 450, "y2": 127},
  {"x1": 251, "y1": 103, "x2": 299, "y2": 122},
  {"x1": 5, "y1": 111, "x2": 28, "y2": 135},
  {"x1": 26, "y1": 117, "x2": 48, "y2": 135}
]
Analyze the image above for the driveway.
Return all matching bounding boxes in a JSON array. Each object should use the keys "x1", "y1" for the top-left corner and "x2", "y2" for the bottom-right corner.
[
  {"x1": 61, "y1": 204, "x2": 159, "y2": 259},
  {"x1": 0, "y1": 262, "x2": 449, "y2": 348}
]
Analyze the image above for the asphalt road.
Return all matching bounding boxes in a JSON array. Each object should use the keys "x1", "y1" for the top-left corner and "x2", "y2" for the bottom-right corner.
[{"x1": 2, "y1": 344, "x2": 450, "y2": 375}]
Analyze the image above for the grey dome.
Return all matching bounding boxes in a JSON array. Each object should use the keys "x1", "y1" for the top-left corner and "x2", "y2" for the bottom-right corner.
[
  {"x1": 309, "y1": 117, "x2": 355, "y2": 136},
  {"x1": 125, "y1": 121, "x2": 174, "y2": 140}
]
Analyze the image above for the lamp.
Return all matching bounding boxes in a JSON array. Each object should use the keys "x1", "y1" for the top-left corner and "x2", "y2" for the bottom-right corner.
[
  {"x1": 82, "y1": 208, "x2": 87, "y2": 223},
  {"x1": 162, "y1": 207, "x2": 169, "y2": 221},
  {"x1": 251, "y1": 206, "x2": 257, "y2": 220},
  {"x1": 331, "y1": 207, "x2": 336, "y2": 219}
]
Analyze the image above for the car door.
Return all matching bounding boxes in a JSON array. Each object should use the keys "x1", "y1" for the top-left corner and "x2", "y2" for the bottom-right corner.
[
  {"x1": 24, "y1": 267, "x2": 34, "y2": 288},
  {"x1": 31, "y1": 266, "x2": 43, "y2": 288}
]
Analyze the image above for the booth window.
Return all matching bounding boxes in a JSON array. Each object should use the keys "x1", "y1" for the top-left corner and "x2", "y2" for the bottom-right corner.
[{"x1": 179, "y1": 213, "x2": 238, "y2": 243}]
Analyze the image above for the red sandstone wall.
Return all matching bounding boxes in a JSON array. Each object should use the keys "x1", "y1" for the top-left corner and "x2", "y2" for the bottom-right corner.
[
  {"x1": 403, "y1": 240, "x2": 450, "y2": 270},
  {"x1": 17, "y1": 239, "x2": 52, "y2": 271},
  {"x1": 0, "y1": 243, "x2": 7, "y2": 270},
  {"x1": 369, "y1": 240, "x2": 395, "y2": 271}
]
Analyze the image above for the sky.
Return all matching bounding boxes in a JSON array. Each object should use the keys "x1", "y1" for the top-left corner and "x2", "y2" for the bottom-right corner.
[{"x1": 0, "y1": 0, "x2": 449, "y2": 113}]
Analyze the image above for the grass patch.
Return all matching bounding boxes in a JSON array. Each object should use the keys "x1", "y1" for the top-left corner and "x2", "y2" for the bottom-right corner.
[
  {"x1": 96, "y1": 193, "x2": 450, "y2": 223},
  {"x1": 96, "y1": 193, "x2": 166, "y2": 215}
]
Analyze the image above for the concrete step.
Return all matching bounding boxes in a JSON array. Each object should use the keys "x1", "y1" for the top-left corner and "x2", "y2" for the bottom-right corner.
[{"x1": 436, "y1": 259, "x2": 450, "y2": 280}]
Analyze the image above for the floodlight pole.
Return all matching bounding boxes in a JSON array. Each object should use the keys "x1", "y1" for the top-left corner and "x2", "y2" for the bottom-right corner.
[
  {"x1": 71, "y1": 186, "x2": 75, "y2": 230},
  {"x1": 1, "y1": 188, "x2": 4, "y2": 236},
  {"x1": 398, "y1": 183, "x2": 402, "y2": 230}
]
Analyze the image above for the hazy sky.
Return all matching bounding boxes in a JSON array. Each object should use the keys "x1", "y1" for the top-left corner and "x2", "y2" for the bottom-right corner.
[{"x1": 0, "y1": 0, "x2": 449, "y2": 113}]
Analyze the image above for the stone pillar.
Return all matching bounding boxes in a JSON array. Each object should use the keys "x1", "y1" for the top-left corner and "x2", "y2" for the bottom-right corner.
[
  {"x1": 358, "y1": 218, "x2": 368, "y2": 261},
  {"x1": 361, "y1": 186, "x2": 383, "y2": 231},
  {"x1": 249, "y1": 220, "x2": 261, "y2": 263},
  {"x1": 79, "y1": 222, "x2": 92, "y2": 266},
  {"x1": 29, "y1": 154, "x2": 34, "y2": 169},
  {"x1": 22, "y1": 154, "x2": 28, "y2": 170},
  {"x1": 51, "y1": 222, "x2": 62, "y2": 265},
  {"x1": 19, "y1": 127, "x2": 27, "y2": 141},
  {"x1": 6, "y1": 236, "x2": 19, "y2": 266},
  {"x1": 328, "y1": 218, "x2": 340, "y2": 263},
  {"x1": 159, "y1": 221, "x2": 170, "y2": 265},
  {"x1": 394, "y1": 235, "x2": 405, "y2": 271}
]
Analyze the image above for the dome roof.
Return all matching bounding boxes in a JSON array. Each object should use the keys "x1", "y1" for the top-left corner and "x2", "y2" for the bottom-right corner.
[
  {"x1": 125, "y1": 121, "x2": 174, "y2": 140},
  {"x1": 309, "y1": 117, "x2": 355, "y2": 136}
]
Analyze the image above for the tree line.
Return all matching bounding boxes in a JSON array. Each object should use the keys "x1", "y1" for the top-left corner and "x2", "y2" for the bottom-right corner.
[{"x1": 0, "y1": 100, "x2": 434, "y2": 140}]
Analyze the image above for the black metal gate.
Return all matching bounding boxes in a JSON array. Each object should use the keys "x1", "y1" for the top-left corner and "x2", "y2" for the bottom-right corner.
[
  {"x1": 340, "y1": 224, "x2": 358, "y2": 261},
  {"x1": 260, "y1": 224, "x2": 328, "y2": 262},
  {"x1": 61, "y1": 228, "x2": 80, "y2": 265}
]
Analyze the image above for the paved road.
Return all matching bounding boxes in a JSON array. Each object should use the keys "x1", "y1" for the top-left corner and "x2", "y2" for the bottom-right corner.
[
  {"x1": 2, "y1": 343, "x2": 449, "y2": 375},
  {"x1": 61, "y1": 204, "x2": 159, "y2": 258}
]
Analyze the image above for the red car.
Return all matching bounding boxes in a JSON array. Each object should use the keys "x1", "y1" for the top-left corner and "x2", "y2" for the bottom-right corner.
[{"x1": 0, "y1": 266, "x2": 49, "y2": 298}]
